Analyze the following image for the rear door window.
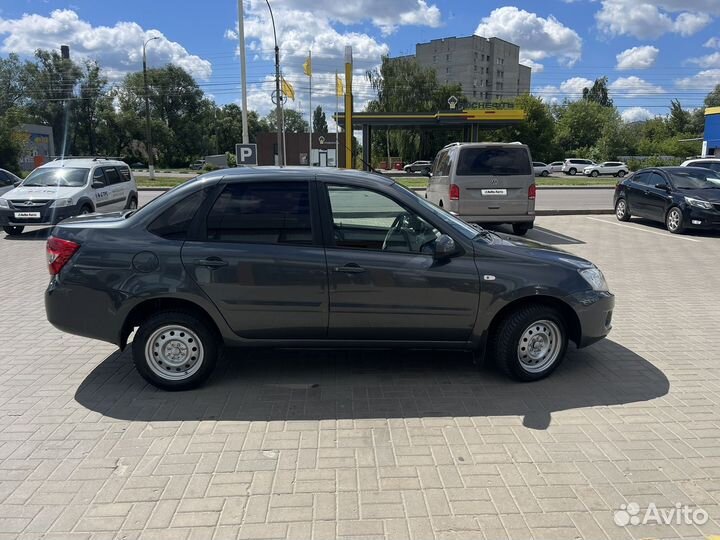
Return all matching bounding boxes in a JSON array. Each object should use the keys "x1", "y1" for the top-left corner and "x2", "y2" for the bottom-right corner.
[
  {"x1": 456, "y1": 147, "x2": 531, "y2": 176},
  {"x1": 118, "y1": 167, "x2": 132, "y2": 183},
  {"x1": 103, "y1": 167, "x2": 121, "y2": 185},
  {"x1": 148, "y1": 189, "x2": 209, "y2": 240}
]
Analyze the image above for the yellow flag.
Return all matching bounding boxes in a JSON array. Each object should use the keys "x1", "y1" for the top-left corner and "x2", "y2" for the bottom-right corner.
[
  {"x1": 303, "y1": 55, "x2": 312, "y2": 77},
  {"x1": 281, "y1": 77, "x2": 295, "y2": 100},
  {"x1": 336, "y1": 73, "x2": 344, "y2": 96}
]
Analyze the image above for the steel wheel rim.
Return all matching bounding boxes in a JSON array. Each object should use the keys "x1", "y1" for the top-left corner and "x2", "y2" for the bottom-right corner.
[
  {"x1": 517, "y1": 320, "x2": 562, "y2": 373},
  {"x1": 145, "y1": 325, "x2": 204, "y2": 381},
  {"x1": 668, "y1": 210, "x2": 680, "y2": 231},
  {"x1": 616, "y1": 200, "x2": 626, "y2": 219}
]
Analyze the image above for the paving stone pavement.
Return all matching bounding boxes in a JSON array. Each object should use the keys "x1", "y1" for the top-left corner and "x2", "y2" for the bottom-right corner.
[{"x1": 1, "y1": 215, "x2": 720, "y2": 540}]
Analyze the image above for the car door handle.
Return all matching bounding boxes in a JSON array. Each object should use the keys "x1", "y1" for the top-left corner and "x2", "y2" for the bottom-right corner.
[
  {"x1": 194, "y1": 257, "x2": 228, "y2": 268},
  {"x1": 333, "y1": 263, "x2": 366, "y2": 274}
]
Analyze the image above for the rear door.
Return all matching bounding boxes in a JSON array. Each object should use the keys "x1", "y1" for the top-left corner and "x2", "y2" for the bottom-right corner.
[
  {"x1": 180, "y1": 179, "x2": 328, "y2": 339},
  {"x1": 426, "y1": 149, "x2": 450, "y2": 205},
  {"x1": 455, "y1": 145, "x2": 532, "y2": 219},
  {"x1": 101, "y1": 166, "x2": 126, "y2": 211}
]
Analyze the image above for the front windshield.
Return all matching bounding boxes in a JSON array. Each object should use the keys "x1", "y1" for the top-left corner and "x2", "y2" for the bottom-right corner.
[
  {"x1": 393, "y1": 183, "x2": 483, "y2": 240},
  {"x1": 22, "y1": 167, "x2": 89, "y2": 187},
  {"x1": 670, "y1": 170, "x2": 720, "y2": 189}
]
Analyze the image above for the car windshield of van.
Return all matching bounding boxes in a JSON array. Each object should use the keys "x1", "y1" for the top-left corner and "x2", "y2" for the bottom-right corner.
[
  {"x1": 670, "y1": 170, "x2": 720, "y2": 189},
  {"x1": 456, "y1": 147, "x2": 531, "y2": 176},
  {"x1": 22, "y1": 167, "x2": 89, "y2": 187}
]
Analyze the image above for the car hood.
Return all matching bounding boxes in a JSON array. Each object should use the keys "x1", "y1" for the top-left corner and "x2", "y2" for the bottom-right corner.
[
  {"x1": 480, "y1": 231, "x2": 594, "y2": 269},
  {"x1": 1, "y1": 186, "x2": 81, "y2": 200},
  {"x1": 679, "y1": 187, "x2": 720, "y2": 203}
]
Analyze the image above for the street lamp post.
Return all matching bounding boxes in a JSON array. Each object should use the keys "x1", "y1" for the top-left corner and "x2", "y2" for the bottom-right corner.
[
  {"x1": 264, "y1": 0, "x2": 283, "y2": 166},
  {"x1": 142, "y1": 36, "x2": 160, "y2": 180}
]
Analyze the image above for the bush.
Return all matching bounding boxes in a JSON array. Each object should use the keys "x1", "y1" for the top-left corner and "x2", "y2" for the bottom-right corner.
[{"x1": 203, "y1": 163, "x2": 219, "y2": 172}]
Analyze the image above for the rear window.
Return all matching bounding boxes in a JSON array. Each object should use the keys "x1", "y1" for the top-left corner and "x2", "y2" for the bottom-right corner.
[
  {"x1": 148, "y1": 189, "x2": 209, "y2": 240},
  {"x1": 457, "y1": 147, "x2": 531, "y2": 176}
]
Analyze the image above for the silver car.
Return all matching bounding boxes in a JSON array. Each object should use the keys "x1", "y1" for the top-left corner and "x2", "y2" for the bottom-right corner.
[
  {"x1": 426, "y1": 142, "x2": 536, "y2": 235},
  {"x1": 533, "y1": 162, "x2": 551, "y2": 177},
  {"x1": 583, "y1": 162, "x2": 628, "y2": 178}
]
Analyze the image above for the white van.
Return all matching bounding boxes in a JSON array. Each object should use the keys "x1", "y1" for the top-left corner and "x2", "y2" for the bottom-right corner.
[
  {"x1": 425, "y1": 142, "x2": 536, "y2": 235},
  {"x1": 0, "y1": 158, "x2": 138, "y2": 236}
]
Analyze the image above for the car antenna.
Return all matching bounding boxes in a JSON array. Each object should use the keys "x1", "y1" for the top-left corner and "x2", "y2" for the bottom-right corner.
[{"x1": 336, "y1": 136, "x2": 382, "y2": 176}]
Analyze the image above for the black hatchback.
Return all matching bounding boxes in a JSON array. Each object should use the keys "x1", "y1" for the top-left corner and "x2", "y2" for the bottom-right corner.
[
  {"x1": 614, "y1": 167, "x2": 720, "y2": 233},
  {"x1": 45, "y1": 168, "x2": 614, "y2": 390}
]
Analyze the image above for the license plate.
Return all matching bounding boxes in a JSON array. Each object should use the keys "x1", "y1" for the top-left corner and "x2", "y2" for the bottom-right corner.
[
  {"x1": 14, "y1": 212, "x2": 41, "y2": 218},
  {"x1": 481, "y1": 189, "x2": 507, "y2": 196}
]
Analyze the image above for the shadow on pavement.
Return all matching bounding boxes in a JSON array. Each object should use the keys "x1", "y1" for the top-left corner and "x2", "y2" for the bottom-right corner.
[
  {"x1": 2, "y1": 227, "x2": 52, "y2": 241},
  {"x1": 487, "y1": 224, "x2": 585, "y2": 246},
  {"x1": 629, "y1": 217, "x2": 720, "y2": 239},
  {"x1": 76, "y1": 340, "x2": 668, "y2": 430}
]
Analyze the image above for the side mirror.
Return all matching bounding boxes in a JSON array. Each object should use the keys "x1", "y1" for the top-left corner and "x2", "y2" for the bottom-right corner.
[
  {"x1": 655, "y1": 183, "x2": 669, "y2": 191},
  {"x1": 92, "y1": 181, "x2": 105, "y2": 189},
  {"x1": 432, "y1": 234, "x2": 456, "y2": 259}
]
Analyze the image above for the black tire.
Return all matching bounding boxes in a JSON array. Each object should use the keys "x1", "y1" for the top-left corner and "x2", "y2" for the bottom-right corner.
[
  {"x1": 126, "y1": 196, "x2": 138, "y2": 210},
  {"x1": 512, "y1": 223, "x2": 531, "y2": 236},
  {"x1": 568, "y1": 167, "x2": 577, "y2": 176},
  {"x1": 615, "y1": 198, "x2": 630, "y2": 222},
  {"x1": 3, "y1": 226, "x2": 24, "y2": 236},
  {"x1": 617, "y1": 170, "x2": 626, "y2": 178},
  {"x1": 665, "y1": 207, "x2": 685, "y2": 234},
  {"x1": 491, "y1": 304, "x2": 568, "y2": 381},
  {"x1": 132, "y1": 310, "x2": 219, "y2": 391},
  {"x1": 80, "y1": 205, "x2": 93, "y2": 215},
  {"x1": 541, "y1": 170, "x2": 549, "y2": 177},
  {"x1": 590, "y1": 170, "x2": 599, "y2": 177}
]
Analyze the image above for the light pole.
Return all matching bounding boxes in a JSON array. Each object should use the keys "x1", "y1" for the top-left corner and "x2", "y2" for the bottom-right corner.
[
  {"x1": 142, "y1": 36, "x2": 160, "y2": 180},
  {"x1": 264, "y1": 0, "x2": 283, "y2": 166}
]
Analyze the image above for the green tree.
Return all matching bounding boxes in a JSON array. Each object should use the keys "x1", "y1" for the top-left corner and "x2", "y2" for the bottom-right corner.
[
  {"x1": 0, "y1": 109, "x2": 26, "y2": 173},
  {"x1": 313, "y1": 106, "x2": 328, "y2": 135},
  {"x1": 0, "y1": 53, "x2": 30, "y2": 115},
  {"x1": 215, "y1": 104, "x2": 265, "y2": 153},
  {"x1": 496, "y1": 94, "x2": 556, "y2": 161},
  {"x1": 264, "y1": 108, "x2": 309, "y2": 133},
  {"x1": 582, "y1": 77, "x2": 613, "y2": 108},
  {"x1": 554, "y1": 99, "x2": 615, "y2": 155},
  {"x1": 73, "y1": 60, "x2": 108, "y2": 155},
  {"x1": 704, "y1": 84, "x2": 720, "y2": 108},
  {"x1": 668, "y1": 99, "x2": 691, "y2": 135}
]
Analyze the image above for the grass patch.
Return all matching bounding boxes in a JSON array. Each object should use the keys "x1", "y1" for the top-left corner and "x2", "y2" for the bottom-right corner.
[
  {"x1": 536, "y1": 177, "x2": 616, "y2": 187},
  {"x1": 136, "y1": 177, "x2": 193, "y2": 188}
]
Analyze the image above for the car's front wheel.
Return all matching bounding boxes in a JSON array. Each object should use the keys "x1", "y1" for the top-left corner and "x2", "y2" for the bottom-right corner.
[
  {"x1": 132, "y1": 310, "x2": 219, "y2": 390},
  {"x1": 617, "y1": 170, "x2": 626, "y2": 178},
  {"x1": 590, "y1": 170, "x2": 599, "y2": 177},
  {"x1": 492, "y1": 304, "x2": 568, "y2": 381},
  {"x1": 3, "y1": 226, "x2": 24, "y2": 236},
  {"x1": 666, "y1": 207, "x2": 685, "y2": 234},
  {"x1": 541, "y1": 170, "x2": 549, "y2": 177},
  {"x1": 615, "y1": 198, "x2": 630, "y2": 221}
]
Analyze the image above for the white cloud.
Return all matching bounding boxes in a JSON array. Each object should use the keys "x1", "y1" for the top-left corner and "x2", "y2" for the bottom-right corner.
[
  {"x1": 474, "y1": 6, "x2": 582, "y2": 67},
  {"x1": 688, "y1": 51, "x2": 720, "y2": 68},
  {"x1": 621, "y1": 107, "x2": 654, "y2": 122},
  {"x1": 520, "y1": 60, "x2": 544, "y2": 73},
  {"x1": 676, "y1": 69, "x2": 720, "y2": 90},
  {"x1": 616, "y1": 46, "x2": 659, "y2": 70},
  {"x1": 560, "y1": 77, "x2": 594, "y2": 95},
  {"x1": 704, "y1": 37, "x2": 720, "y2": 48},
  {"x1": 0, "y1": 9, "x2": 212, "y2": 80},
  {"x1": 534, "y1": 77, "x2": 593, "y2": 103},
  {"x1": 595, "y1": 1, "x2": 713, "y2": 39},
  {"x1": 609, "y1": 76, "x2": 665, "y2": 96}
]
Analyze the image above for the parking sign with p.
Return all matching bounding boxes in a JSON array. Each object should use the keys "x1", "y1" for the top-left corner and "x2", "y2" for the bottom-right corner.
[{"x1": 235, "y1": 143, "x2": 258, "y2": 166}]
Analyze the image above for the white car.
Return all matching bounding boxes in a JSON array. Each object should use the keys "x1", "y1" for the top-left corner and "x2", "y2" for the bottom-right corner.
[
  {"x1": 548, "y1": 161, "x2": 564, "y2": 173},
  {"x1": 0, "y1": 158, "x2": 138, "y2": 236},
  {"x1": 680, "y1": 157, "x2": 720, "y2": 174},
  {"x1": 532, "y1": 161, "x2": 551, "y2": 177},
  {"x1": 583, "y1": 161, "x2": 629, "y2": 178},
  {"x1": 403, "y1": 160, "x2": 432, "y2": 174},
  {"x1": 562, "y1": 158, "x2": 596, "y2": 175}
]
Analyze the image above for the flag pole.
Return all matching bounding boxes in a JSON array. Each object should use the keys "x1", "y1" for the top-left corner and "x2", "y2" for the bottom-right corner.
[
  {"x1": 308, "y1": 50, "x2": 312, "y2": 167},
  {"x1": 335, "y1": 70, "x2": 339, "y2": 168}
]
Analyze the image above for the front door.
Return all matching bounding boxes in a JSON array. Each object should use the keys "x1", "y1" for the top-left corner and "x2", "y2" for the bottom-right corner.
[
  {"x1": 643, "y1": 171, "x2": 673, "y2": 221},
  {"x1": 90, "y1": 167, "x2": 112, "y2": 211},
  {"x1": 321, "y1": 183, "x2": 480, "y2": 341},
  {"x1": 181, "y1": 180, "x2": 328, "y2": 339},
  {"x1": 101, "y1": 166, "x2": 127, "y2": 211}
]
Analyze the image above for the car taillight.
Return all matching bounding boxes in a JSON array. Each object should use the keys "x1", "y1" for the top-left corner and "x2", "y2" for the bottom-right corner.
[
  {"x1": 528, "y1": 184, "x2": 537, "y2": 200},
  {"x1": 449, "y1": 184, "x2": 460, "y2": 200},
  {"x1": 46, "y1": 236, "x2": 80, "y2": 275}
]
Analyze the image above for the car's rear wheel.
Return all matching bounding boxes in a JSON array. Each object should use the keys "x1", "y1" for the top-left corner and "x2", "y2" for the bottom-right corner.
[
  {"x1": 541, "y1": 170, "x2": 549, "y2": 177},
  {"x1": 590, "y1": 170, "x2": 599, "y2": 177},
  {"x1": 3, "y1": 226, "x2": 24, "y2": 236},
  {"x1": 666, "y1": 207, "x2": 685, "y2": 234},
  {"x1": 512, "y1": 223, "x2": 531, "y2": 236},
  {"x1": 615, "y1": 198, "x2": 630, "y2": 221},
  {"x1": 491, "y1": 304, "x2": 568, "y2": 381},
  {"x1": 132, "y1": 311, "x2": 219, "y2": 390},
  {"x1": 568, "y1": 167, "x2": 577, "y2": 176}
]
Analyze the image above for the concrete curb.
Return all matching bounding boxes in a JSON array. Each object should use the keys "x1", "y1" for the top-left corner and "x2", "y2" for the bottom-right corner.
[{"x1": 536, "y1": 209, "x2": 613, "y2": 216}]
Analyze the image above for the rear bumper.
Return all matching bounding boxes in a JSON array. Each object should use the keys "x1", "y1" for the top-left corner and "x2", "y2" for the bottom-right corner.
[{"x1": 569, "y1": 290, "x2": 615, "y2": 348}]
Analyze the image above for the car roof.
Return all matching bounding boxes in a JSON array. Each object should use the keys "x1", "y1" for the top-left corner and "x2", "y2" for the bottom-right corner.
[
  {"x1": 217, "y1": 166, "x2": 396, "y2": 186},
  {"x1": 38, "y1": 158, "x2": 128, "y2": 168},
  {"x1": 683, "y1": 158, "x2": 720, "y2": 163},
  {"x1": 637, "y1": 166, "x2": 715, "y2": 174}
]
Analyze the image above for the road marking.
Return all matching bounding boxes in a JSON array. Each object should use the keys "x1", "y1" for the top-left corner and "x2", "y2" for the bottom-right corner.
[{"x1": 585, "y1": 217, "x2": 702, "y2": 243}]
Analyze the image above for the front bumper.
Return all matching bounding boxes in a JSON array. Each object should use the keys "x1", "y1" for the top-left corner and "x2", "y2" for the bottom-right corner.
[
  {"x1": 0, "y1": 204, "x2": 82, "y2": 227},
  {"x1": 569, "y1": 290, "x2": 615, "y2": 348},
  {"x1": 683, "y1": 206, "x2": 720, "y2": 229}
]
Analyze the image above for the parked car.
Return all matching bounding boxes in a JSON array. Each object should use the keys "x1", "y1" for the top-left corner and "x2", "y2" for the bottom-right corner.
[
  {"x1": 45, "y1": 167, "x2": 614, "y2": 390},
  {"x1": 0, "y1": 158, "x2": 138, "y2": 236},
  {"x1": 426, "y1": 142, "x2": 536, "y2": 236},
  {"x1": 583, "y1": 162, "x2": 628, "y2": 178},
  {"x1": 681, "y1": 157, "x2": 720, "y2": 173},
  {"x1": 533, "y1": 162, "x2": 551, "y2": 177},
  {"x1": 614, "y1": 167, "x2": 720, "y2": 234},
  {"x1": 403, "y1": 160, "x2": 432, "y2": 174},
  {"x1": 0, "y1": 168, "x2": 22, "y2": 196},
  {"x1": 548, "y1": 161, "x2": 564, "y2": 173},
  {"x1": 562, "y1": 158, "x2": 596, "y2": 176},
  {"x1": 189, "y1": 159, "x2": 206, "y2": 170}
]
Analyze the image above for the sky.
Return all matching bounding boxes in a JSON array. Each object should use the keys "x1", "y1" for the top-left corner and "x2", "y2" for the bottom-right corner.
[{"x1": 0, "y1": 0, "x2": 719, "y2": 126}]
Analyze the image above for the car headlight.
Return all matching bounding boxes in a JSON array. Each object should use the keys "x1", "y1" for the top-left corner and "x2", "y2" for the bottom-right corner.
[
  {"x1": 579, "y1": 267, "x2": 609, "y2": 292},
  {"x1": 0, "y1": 198, "x2": 8, "y2": 209},
  {"x1": 684, "y1": 196, "x2": 713, "y2": 210},
  {"x1": 51, "y1": 198, "x2": 74, "y2": 208}
]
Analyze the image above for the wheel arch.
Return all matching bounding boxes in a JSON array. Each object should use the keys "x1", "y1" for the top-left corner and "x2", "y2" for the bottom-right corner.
[
  {"x1": 76, "y1": 196, "x2": 95, "y2": 212},
  {"x1": 120, "y1": 297, "x2": 223, "y2": 351}
]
